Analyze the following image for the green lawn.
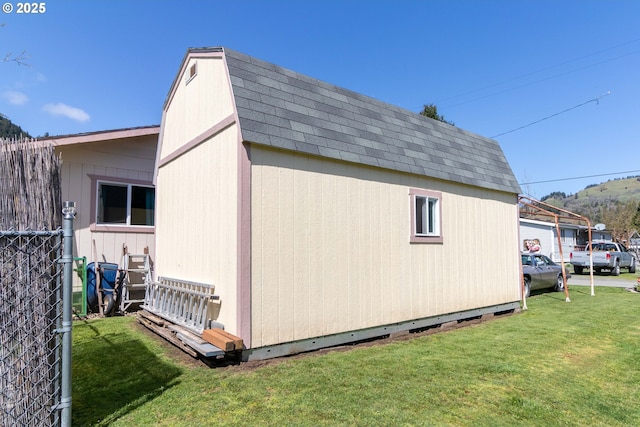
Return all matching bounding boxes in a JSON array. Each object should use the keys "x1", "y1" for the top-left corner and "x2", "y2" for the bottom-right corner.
[{"x1": 73, "y1": 287, "x2": 640, "y2": 426}]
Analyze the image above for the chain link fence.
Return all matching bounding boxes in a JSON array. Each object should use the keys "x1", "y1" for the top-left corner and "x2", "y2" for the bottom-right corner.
[
  {"x1": 0, "y1": 229, "x2": 65, "y2": 426},
  {"x1": 2, "y1": 135, "x2": 73, "y2": 426}
]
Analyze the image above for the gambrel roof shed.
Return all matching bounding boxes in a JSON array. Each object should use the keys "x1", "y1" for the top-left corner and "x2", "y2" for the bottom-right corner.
[
  {"x1": 155, "y1": 47, "x2": 523, "y2": 360},
  {"x1": 163, "y1": 47, "x2": 521, "y2": 195}
]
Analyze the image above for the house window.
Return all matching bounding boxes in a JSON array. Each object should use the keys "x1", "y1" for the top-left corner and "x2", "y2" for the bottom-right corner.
[
  {"x1": 97, "y1": 181, "x2": 155, "y2": 227},
  {"x1": 410, "y1": 188, "x2": 443, "y2": 243}
]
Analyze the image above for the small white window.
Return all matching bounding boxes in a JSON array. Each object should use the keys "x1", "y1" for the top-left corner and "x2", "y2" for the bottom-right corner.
[
  {"x1": 410, "y1": 188, "x2": 443, "y2": 243},
  {"x1": 415, "y1": 196, "x2": 439, "y2": 236}
]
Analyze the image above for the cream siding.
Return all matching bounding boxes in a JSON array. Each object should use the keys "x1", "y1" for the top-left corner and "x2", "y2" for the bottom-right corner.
[
  {"x1": 55, "y1": 135, "x2": 157, "y2": 294},
  {"x1": 251, "y1": 146, "x2": 520, "y2": 348},
  {"x1": 156, "y1": 54, "x2": 239, "y2": 333},
  {"x1": 156, "y1": 57, "x2": 239, "y2": 333},
  {"x1": 160, "y1": 57, "x2": 235, "y2": 159},
  {"x1": 155, "y1": 125, "x2": 240, "y2": 333}
]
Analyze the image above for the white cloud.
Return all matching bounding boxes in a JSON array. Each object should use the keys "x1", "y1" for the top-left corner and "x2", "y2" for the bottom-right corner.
[
  {"x1": 42, "y1": 102, "x2": 90, "y2": 122},
  {"x1": 3, "y1": 90, "x2": 29, "y2": 106}
]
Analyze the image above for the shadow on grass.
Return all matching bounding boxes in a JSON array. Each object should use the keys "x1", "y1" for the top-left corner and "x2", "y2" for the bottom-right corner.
[
  {"x1": 566, "y1": 286, "x2": 594, "y2": 296},
  {"x1": 528, "y1": 289, "x2": 566, "y2": 299},
  {"x1": 72, "y1": 319, "x2": 183, "y2": 426},
  {"x1": 531, "y1": 285, "x2": 601, "y2": 300}
]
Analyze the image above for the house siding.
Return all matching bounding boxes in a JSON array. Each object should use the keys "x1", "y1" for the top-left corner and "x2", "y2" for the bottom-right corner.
[
  {"x1": 519, "y1": 219, "x2": 581, "y2": 262},
  {"x1": 55, "y1": 135, "x2": 157, "y2": 292},
  {"x1": 250, "y1": 145, "x2": 520, "y2": 348}
]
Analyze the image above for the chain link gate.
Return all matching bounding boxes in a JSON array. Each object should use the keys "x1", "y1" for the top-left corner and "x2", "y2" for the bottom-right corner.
[{"x1": 0, "y1": 227, "x2": 70, "y2": 426}]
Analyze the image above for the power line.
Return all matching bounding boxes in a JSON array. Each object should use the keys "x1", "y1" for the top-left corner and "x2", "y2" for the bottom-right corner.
[
  {"x1": 490, "y1": 91, "x2": 610, "y2": 139},
  {"x1": 443, "y1": 50, "x2": 637, "y2": 110},
  {"x1": 436, "y1": 37, "x2": 640, "y2": 108},
  {"x1": 519, "y1": 169, "x2": 640, "y2": 186}
]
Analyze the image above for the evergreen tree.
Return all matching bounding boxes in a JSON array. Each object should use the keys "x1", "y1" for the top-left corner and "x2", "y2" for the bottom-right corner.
[{"x1": 419, "y1": 104, "x2": 454, "y2": 126}]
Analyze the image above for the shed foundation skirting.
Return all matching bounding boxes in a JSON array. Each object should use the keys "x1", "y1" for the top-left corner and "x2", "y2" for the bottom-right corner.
[{"x1": 243, "y1": 301, "x2": 521, "y2": 361}]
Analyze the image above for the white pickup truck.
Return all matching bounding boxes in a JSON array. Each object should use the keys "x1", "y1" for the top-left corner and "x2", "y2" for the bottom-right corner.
[{"x1": 570, "y1": 241, "x2": 637, "y2": 276}]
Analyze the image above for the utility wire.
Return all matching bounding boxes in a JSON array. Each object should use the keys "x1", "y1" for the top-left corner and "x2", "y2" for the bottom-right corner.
[
  {"x1": 491, "y1": 91, "x2": 610, "y2": 139},
  {"x1": 443, "y1": 50, "x2": 637, "y2": 109},
  {"x1": 437, "y1": 37, "x2": 640, "y2": 107},
  {"x1": 519, "y1": 169, "x2": 640, "y2": 186}
]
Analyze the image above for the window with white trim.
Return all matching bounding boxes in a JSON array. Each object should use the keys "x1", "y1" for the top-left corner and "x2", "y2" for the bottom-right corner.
[
  {"x1": 97, "y1": 181, "x2": 155, "y2": 226},
  {"x1": 415, "y1": 196, "x2": 439, "y2": 236},
  {"x1": 410, "y1": 188, "x2": 443, "y2": 243}
]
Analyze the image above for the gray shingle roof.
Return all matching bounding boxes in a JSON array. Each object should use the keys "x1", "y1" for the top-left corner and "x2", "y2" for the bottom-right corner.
[{"x1": 216, "y1": 47, "x2": 521, "y2": 194}]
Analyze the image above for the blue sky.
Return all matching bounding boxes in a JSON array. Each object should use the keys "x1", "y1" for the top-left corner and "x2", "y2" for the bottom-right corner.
[{"x1": 2, "y1": 0, "x2": 639, "y2": 198}]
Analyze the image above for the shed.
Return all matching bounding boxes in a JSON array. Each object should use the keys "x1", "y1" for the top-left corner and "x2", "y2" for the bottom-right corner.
[{"x1": 154, "y1": 47, "x2": 522, "y2": 360}]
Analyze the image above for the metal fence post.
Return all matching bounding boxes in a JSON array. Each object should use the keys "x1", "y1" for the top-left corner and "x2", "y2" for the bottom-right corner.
[{"x1": 60, "y1": 201, "x2": 76, "y2": 427}]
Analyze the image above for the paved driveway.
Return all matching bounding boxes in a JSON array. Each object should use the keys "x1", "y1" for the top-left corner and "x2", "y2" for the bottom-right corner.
[{"x1": 568, "y1": 274, "x2": 638, "y2": 288}]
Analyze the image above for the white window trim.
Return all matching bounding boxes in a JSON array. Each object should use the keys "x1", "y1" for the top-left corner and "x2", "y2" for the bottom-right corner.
[
  {"x1": 409, "y1": 188, "x2": 443, "y2": 244},
  {"x1": 89, "y1": 175, "x2": 155, "y2": 233}
]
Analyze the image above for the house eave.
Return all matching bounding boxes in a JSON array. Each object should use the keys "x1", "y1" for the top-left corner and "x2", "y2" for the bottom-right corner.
[{"x1": 44, "y1": 125, "x2": 160, "y2": 147}]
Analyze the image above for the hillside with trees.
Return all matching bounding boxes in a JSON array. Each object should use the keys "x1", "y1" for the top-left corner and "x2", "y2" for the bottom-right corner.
[
  {"x1": 541, "y1": 176, "x2": 640, "y2": 243},
  {"x1": 0, "y1": 114, "x2": 31, "y2": 139}
]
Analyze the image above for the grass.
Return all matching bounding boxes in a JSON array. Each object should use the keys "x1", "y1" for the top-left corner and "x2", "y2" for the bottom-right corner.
[{"x1": 73, "y1": 287, "x2": 640, "y2": 426}]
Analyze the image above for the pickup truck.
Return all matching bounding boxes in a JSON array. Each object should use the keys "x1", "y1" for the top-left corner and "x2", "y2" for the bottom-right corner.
[{"x1": 570, "y1": 241, "x2": 637, "y2": 276}]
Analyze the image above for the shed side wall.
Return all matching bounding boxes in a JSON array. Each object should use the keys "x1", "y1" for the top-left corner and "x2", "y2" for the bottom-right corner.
[{"x1": 250, "y1": 146, "x2": 520, "y2": 348}]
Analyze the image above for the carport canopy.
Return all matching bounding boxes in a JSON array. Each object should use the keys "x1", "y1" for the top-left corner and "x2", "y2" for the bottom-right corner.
[{"x1": 519, "y1": 195, "x2": 595, "y2": 305}]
